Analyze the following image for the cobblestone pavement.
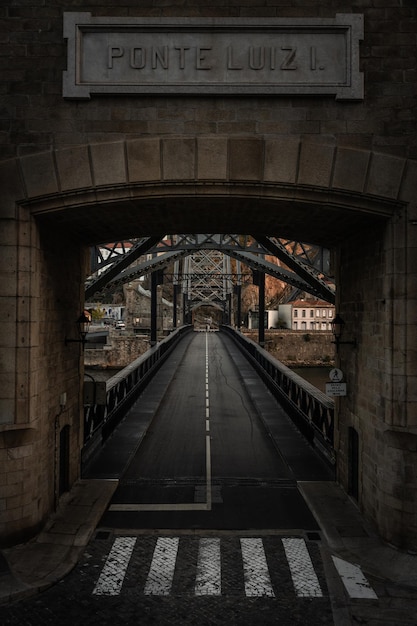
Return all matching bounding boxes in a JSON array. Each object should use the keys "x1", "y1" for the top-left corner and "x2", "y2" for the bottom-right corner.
[{"x1": 0, "y1": 533, "x2": 335, "y2": 625}]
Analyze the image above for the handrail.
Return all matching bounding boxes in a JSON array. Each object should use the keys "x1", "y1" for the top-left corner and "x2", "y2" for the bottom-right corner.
[
  {"x1": 220, "y1": 325, "x2": 335, "y2": 463},
  {"x1": 82, "y1": 325, "x2": 193, "y2": 465}
]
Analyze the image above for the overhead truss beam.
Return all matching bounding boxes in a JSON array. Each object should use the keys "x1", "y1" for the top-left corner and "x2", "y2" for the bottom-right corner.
[{"x1": 86, "y1": 234, "x2": 335, "y2": 304}]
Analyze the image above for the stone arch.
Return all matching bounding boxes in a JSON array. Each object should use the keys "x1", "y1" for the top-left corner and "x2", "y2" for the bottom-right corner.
[
  {"x1": 3, "y1": 136, "x2": 415, "y2": 243},
  {"x1": 1, "y1": 136, "x2": 416, "y2": 549}
]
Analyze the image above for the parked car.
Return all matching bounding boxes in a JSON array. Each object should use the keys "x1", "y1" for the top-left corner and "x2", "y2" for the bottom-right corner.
[{"x1": 115, "y1": 320, "x2": 126, "y2": 330}]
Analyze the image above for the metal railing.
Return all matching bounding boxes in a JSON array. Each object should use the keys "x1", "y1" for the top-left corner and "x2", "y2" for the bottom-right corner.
[
  {"x1": 221, "y1": 325, "x2": 335, "y2": 464},
  {"x1": 82, "y1": 325, "x2": 193, "y2": 467}
]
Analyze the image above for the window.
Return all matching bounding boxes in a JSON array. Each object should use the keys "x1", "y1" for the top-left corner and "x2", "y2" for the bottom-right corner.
[
  {"x1": 310, "y1": 310, "x2": 314, "y2": 318},
  {"x1": 294, "y1": 309, "x2": 298, "y2": 318},
  {"x1": 316, "y1": 309, "x2": 320, "y2": 317},
  {"x1": 322, "y1": 309, "x2": 326, "y2": 317},
  {"x1": 302, "y1": 309, "x2": 306, "y2": 318}
]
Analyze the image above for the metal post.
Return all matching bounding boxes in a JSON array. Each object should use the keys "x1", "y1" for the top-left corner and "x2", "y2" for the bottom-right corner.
[
  {"x1": 173, "y1": 283, "x2": 178, "y2": 328},
  {"x1": 258, "y1": 271, "x2": 265, "y2": 347},
  {"x1": 253, "y1": 270, "x2": 265, "y2": 347},
  {"x1": 236, "y1": 259, "x2": 242, "y2": 329},
  {"x1": 150, "y1": 270, "x2": 158, "y2": 345},
  {"x1": 235, "y1": 284, "x2": 242, "y2": 328}
]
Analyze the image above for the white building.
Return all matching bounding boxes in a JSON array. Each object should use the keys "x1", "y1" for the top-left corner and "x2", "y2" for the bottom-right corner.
[{"x1": 278, "y1": 300, "x2": 335, "y2": 331}]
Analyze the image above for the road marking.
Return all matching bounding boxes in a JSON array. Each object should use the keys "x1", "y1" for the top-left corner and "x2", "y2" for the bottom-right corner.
[
  {"x1": 144, "y1": 537, "x2": 179, "y2": 595},
  {"x1": 331, "y1": 556, "x2": 378, "y2": 599},
  {"x1": 110, "y1": 502, "x2": 210, "y2": 511},
  {"x1": 109, "y1": 332, "x2": 213, "y2": 513},
  {"x1": 240, "y1": 537, "x2": 275, "y2": 597},
  {"x1": 92, "y1": 536, "x2": 136, "y2": 596},
  {"x1": 195, "y1": 537, "x2": 221, "y2": 596},
  {"x1": 206, "y1": 434, "x2": 212, "y2": 509},
  {"x1": 282, "y1": 537, "x2": 323, "y2": 597},
  {"x1": 91, "y1": 536, "x2": 363, "y2": 600}
]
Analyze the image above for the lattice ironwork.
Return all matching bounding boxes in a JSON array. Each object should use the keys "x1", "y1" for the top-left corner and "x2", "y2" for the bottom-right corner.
[{"x1": 86, "y1": 234, "x2": 335, "y2": 304}]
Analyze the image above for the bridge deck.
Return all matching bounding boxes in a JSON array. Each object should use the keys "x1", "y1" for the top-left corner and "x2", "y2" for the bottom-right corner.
[{"x1": 84, "y1": 331, "x2": 333, "y2": 531}]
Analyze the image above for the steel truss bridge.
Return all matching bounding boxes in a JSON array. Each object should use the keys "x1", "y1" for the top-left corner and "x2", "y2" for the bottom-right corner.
[{"x1": 85, "y1": 235, "x2": 335, "y2": 326}]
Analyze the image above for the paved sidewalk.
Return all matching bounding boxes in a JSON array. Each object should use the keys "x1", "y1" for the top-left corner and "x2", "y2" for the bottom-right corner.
[
  {"x1": 0, "y1": 479, "x2": 118, "y2": 604},
  {"x1": 1, "y1": 477, "x2": 416, "y2": 624}
]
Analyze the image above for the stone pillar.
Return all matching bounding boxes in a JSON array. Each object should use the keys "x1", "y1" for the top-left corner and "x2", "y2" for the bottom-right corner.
[{"x1": 336, "y1": 208, "x2": 417, "y2": 550}]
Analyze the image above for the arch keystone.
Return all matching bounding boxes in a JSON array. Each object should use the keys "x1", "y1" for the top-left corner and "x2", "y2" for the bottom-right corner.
[
  {"x1": 197, "y1": 137, "x2": 228, "y2": 180},
  {"x1": 162, "y1": 138, "x2": 196, "y2": 180}
]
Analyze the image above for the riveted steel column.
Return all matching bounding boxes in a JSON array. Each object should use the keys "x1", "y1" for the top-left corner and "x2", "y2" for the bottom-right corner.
[{"x1": 253, "y1": 270, "x2": 265, "y2": 347}]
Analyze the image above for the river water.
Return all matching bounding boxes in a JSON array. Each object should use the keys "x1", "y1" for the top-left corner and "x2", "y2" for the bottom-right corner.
[{"x1": 291, "y1": 366, "x2": 332, "y2": 393}]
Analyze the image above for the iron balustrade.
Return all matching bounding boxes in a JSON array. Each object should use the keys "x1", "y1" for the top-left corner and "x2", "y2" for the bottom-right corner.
[
  {"x1": 82, "y1": 325, "x2": 193, "y2": 467},
  {"x1": 221, "y1": 325, "x2": 335, "y2": 464}
]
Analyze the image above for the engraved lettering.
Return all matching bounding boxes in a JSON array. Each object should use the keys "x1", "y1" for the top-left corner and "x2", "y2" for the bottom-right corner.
[
  {"x1": 152, "y1": 46, "x2": 168, "y2": 69},
  {"x1": 227, "y1": 46, "x2": 242, "y2": 70},
  {"x1": 270, "y1": 47, "x2": 276, "y2": 70},
  {"x1": 174, "y1": 46, "x2": 190, "y2": 69},
  {"x1": 108, "y1": 46, "x2": 124, "y2": 69},
  {"x1": 281, "y1": 46, "x2": 297, "y2": 70},
  {"x1": 130, "y1": 47, "x2": 146, "y2": 69},
  {"x1": 310, "y1": 46, "x2": 316, "y2": 70},
  {"x1": 249, "y1": 46, "x2": 265, "y2": 70},
  {"x1": 196, "y1": 46, "x2": 212, "y2": 70}
]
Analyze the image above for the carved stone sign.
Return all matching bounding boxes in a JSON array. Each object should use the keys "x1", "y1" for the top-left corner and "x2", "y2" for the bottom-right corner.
[{"x1": 63, "y1": 13, "x2": 363, "y2": 100}]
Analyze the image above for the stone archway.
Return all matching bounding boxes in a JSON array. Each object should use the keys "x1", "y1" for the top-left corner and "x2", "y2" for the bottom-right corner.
[{"x1": 1, "y1": 136, "x2": 416, "y2": 548}]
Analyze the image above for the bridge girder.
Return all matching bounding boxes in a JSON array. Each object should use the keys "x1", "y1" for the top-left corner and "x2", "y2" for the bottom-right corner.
[{"x1": 85, "y1": 234, "x2": 335, "y2": 304}]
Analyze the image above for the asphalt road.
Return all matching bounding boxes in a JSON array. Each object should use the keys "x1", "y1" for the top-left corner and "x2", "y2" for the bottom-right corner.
[
  {"x1": 100, "y1": 331, "x2": 322, "y2": 531},
  {"x1": 0, "y1": 332, "x2": 348, "y2": 625}
]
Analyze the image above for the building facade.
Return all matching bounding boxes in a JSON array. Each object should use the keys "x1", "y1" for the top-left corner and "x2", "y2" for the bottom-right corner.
[{"x1": 279, "y1": 300, "x2": 335, "y2": 331}]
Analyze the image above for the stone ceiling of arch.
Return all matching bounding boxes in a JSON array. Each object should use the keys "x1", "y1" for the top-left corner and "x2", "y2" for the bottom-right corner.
[
  {"x1": 34, "y1": 188, "x2": 391, "y2": 248},
  {"x1": 10, "y1": 137, "x2": 410, "y2": 248}
]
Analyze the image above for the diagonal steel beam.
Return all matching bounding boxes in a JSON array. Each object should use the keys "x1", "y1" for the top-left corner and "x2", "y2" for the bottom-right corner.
[
  {"x1": 85, "y1": 236, "x2": 163, "y2": 299},
  {"x1": 253, "y1": 235, "x2": 335, "y2": 303},
  {"x1": 224, "y1": 249, "x2": 330, "y2": 301},
  {"x1": 105, "y1": 249, "x2": 189, "y2": 291}
]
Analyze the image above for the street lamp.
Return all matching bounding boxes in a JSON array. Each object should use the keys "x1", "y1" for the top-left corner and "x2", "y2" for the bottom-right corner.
[
  {"x1": 331, "y1": 314, "x2": 356, "y2": 351},
  {"x1": 65, "y1": 310, "x2": 92, "y2": 348}
]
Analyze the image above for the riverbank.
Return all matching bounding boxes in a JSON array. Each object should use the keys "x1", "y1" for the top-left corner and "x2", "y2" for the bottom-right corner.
[{"x1": 242, "y1": 329, "x2": 335, "y2": 367}]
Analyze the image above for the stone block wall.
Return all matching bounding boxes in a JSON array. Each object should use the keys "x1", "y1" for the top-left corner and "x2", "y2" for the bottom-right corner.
[
  {"x1": 336, "y1": 217, "x2": 417, "y2": 549},
  {"x1": 1, "y1": 1, "x2": 416, "y2": 161},
  {"x1": 1, "y1": 1, "x2": 416, "y2": 548}
]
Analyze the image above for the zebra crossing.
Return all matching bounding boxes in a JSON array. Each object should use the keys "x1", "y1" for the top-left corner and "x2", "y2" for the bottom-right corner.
[{"x1": 91, "y1": 535, "x2": 326, "y2": 598}]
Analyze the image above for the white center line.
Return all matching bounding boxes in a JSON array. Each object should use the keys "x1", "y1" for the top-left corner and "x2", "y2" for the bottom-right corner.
[{"x1": 110, "y1": 330, "x2": 213, "y2": 513}]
